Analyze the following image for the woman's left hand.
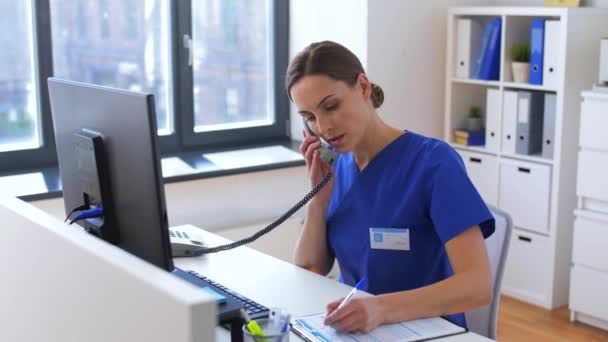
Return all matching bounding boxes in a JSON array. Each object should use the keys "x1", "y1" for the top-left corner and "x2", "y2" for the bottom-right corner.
[{"x1": 323, "y1": 296, "x2": 385, "y2": 334}]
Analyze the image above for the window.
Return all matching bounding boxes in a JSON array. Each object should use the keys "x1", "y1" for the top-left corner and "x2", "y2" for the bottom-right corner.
[
  {"x1": 99, "y1": 0, "x2": 110, "y2": 40},
  {"x1": 192, "y1": 0, "x2": 271, "y2": 130},
  {"x1": 50, "y1": 0, "x2": 174, "y2": 134},
  {"x1": 182, "y1": 0, "x2": 288, "y2": 147},
  {"x1": 0, "y1": 1, "x2": 40, "y2": 153},
  {"x1": 124, "y1": 0, "x2": 137, "y2": 41},
  {"x1": 0, "y1": 0, "x2": 288, "y2": 173},
  {"x1": 77, "y1": 1, "x2": 88, "y2": 40}
]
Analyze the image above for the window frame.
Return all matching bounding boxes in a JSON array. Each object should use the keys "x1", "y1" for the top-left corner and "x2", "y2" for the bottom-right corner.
[
  {"x1": 0, "y1": 0, "x2": 56, "y2": 173},
  {"x1": 0, "y1": 0, "x2": 290, "y2": 173},
  {"x1": 174, "y1": 0, "x2": 290, "y2": 151}
]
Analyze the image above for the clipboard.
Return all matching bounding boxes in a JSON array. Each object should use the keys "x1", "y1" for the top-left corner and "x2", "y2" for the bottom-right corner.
[{"x1": 290, "y1": 313, "x2": 468, "y2": 342}]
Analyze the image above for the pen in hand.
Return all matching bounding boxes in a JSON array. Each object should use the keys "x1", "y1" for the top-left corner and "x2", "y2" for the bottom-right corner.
[{"x1": 325, "y1": 276, "x2": 367, "y2": 324}]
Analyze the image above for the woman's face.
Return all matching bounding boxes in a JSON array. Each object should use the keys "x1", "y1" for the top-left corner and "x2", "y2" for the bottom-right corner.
[{"x1": 290, "y1": 74, "x2": 372, "y2": 153}]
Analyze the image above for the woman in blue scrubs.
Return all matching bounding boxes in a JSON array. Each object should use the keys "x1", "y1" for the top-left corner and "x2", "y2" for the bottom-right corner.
[{"x1": 288, "y1": 41, "x2": 495, "y2": 333}]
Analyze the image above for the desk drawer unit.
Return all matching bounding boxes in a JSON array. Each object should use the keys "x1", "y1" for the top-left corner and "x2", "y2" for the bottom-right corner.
[
  {"x1": 580, "y1": 97, "x2": 608, "y2": 151},
  {"x1": 577, "y1": 150, "x2": 608, "y2": 213},
  {"x1": 570, "y1": 265, "x2": 608, "y2": 325},
  {"x1": 572, "y1": 215, "x2": 608, "y2": 273}
]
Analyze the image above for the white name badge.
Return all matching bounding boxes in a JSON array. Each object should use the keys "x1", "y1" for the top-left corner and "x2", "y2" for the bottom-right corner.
[{"x1": 369, "y1": 227, "x2": 410, "y2": 251}]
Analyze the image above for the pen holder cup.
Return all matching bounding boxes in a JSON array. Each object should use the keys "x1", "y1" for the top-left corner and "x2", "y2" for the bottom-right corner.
[{"x1": 242, "y1": 319, "x2": 289, "y2": 342}]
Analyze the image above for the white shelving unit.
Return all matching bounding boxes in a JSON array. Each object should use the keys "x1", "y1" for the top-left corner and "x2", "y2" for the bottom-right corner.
[{"x1": 445, "y1": 7, "x2": 608, "y2": 309}]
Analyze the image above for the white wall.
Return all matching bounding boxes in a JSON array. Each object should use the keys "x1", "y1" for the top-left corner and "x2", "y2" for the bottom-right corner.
[
  {"x1": 289, "y1": 0, "x2": 368, "y2": 139},
  {"x1": 367, "y1": 0, "x2": 490, "y2": 138}
]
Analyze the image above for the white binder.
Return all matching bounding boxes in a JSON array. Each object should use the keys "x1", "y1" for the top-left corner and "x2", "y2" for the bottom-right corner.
[
  {"x1": 502, "y1": 90, "x2": 519, "y2": 154},
  {"x1": 543, "y1": 20, "x2": 560, "y2": 89},
  {"x1": 485, "y1": 88, "x2": 501, "y2": 152},
  {"x1": 456, "y1": 19, "x2": 482, "y2": 79}
]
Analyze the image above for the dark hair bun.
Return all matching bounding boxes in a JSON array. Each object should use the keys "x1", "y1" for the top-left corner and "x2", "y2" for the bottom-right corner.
[{"x1": 371, "y1": 83, "x2": 384, "y2": 108}]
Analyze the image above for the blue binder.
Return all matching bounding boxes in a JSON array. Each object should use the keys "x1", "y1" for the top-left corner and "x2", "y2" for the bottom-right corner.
[
  {"x1": 480, "y1": 18, "x2": 501, "y2": 80},
  {"x1": 529, "y1": 19, "x2": 545, "y2": 85},
  {"x1": 472, "y1": 21, "x2": 494, "y2": 79}
]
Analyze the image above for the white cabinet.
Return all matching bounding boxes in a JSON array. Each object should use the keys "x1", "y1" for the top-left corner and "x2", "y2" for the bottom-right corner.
[
  {"x1": 576, "y1": 92, "x2": 608, "y2": 214},
  {"x1": 458, "y1": 150, "x2": 499, "y2": 206},
  {"x1": 570, "y1": 265, "x2": 608, "y2": 329},
  {"x1": 445, "y1": 7, "x2": 608, "y2": 309},
  {"x1": 580, "y1": 98, "x2": 608, "y2": 150},
  {"x1": 502, "y1": 229, "x2": 552, "y2": 305},
  {"x1": 570, "y1": 90, "x2": 608, "y2": 331},
  {"x1": 499, "y1": 160, "x2": 551, "y2": 234},
  {"x1": 577, "y1": 150, "x2": 608, "y2": 203},
  {"x1": 572, "y1": 216, "x2": 608, "y2": 273}
]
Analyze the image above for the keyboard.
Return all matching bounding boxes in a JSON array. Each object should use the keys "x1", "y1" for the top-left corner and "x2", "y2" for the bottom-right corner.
[
  {"x1": 172, "y1": 268, "x2": 269, "y2": 322},
  {"x1": 187, "y1": 270, "x2": 270, "y2": 320}
]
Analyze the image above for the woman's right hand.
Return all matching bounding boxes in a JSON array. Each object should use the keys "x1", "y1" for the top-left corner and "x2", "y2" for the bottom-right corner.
[{"x1": 300, "y1": 130, "x2": 335, "y2": 209}]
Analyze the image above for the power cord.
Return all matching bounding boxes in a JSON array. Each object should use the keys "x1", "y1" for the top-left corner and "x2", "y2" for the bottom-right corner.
[
  {"x1": 198, "y1": 171, "x2": 333, "y2": 254},
  {"x1": 65, "y1": 204, "x2": 104, "y2": 225},
  {"x1": 64, "y1": 204, "x2": 90, "y2": 223},
  {"x1": 69, "y1": 207, "x2": 104, "y2": 225}
]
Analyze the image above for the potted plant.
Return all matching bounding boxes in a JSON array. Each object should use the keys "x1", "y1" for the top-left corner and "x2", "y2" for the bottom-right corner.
[
  {"x1": 466, "y1": 105, "x2": 483, "y2": 131},
  {"x1": 511, "y1": 42, "x2": 531, "y2": 83}
]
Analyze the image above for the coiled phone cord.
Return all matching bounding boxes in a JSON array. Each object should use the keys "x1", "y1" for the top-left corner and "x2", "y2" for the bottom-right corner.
[{"x1": 198, "y1": 171, "x2": 332, "y2": 255}]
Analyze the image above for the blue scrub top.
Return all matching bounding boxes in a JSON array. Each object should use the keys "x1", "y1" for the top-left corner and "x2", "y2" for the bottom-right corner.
[{"x1": 326, "y1": 131, "x2": 495, "y2": 328}]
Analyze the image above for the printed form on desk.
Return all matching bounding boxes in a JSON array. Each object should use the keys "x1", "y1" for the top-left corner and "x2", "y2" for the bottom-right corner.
[{"x1": 291, "y1": 313, "x2": 466, "y2": 342}]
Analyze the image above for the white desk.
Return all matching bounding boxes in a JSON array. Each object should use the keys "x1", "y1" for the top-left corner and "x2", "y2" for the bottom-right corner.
[{"x1": 173, "y1": 225, "x2": 493, "y2": 341}]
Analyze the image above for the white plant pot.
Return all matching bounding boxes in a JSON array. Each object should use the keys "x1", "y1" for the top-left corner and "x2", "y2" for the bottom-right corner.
[{"x1": 512, "y1": 62, "x2": 530, "y2": 83}]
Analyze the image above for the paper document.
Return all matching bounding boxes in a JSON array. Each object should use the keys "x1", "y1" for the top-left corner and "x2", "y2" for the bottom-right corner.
[{"x1": 291, "y1": 313, "x2": 466, "y2": 342}]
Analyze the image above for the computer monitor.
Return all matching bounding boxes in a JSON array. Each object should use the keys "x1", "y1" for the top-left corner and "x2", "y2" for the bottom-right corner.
[
  {"x1": 47, "y1": 78, "x2": 246, "y2": 325},
  {"x1": 48, "y1": 78, "x2": 173, "y2": 271}
]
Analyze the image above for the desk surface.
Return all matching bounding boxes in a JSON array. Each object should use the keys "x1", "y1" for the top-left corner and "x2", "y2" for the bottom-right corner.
[{"x1": 173, "y1": 225, "x2": 492, "y2": 342}]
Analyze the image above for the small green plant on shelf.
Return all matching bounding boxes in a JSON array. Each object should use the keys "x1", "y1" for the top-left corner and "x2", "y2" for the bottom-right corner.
[
  {"x1": 466, "y1": 105, "x2": 483, "y2": 131},
  {"x1": 511, "y1": 42, "x2": 530, "y2": 83},
  {"x1": 469, "y1": 106, "x2": 482, "y2": 118},
  {"x1": 511, "y1": 43, "x2": 531, "y2": 63}
]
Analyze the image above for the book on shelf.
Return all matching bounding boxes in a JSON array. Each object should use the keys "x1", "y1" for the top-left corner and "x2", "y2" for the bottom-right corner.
[
  {"x1": 453, "y1": 128, "x2": 484, "y2": 138},
  {"x1": 453, "y1": 129, "x2": 485, "y2": 146}
]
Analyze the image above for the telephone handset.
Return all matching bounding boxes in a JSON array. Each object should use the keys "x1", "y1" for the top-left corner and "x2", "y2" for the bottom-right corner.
[
  {"x1": 192, "y1": 120, "x2": 336, "y2": 255},
  {"x1": 302, "y1": 118, "x2": 339, "y2": 166}
]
